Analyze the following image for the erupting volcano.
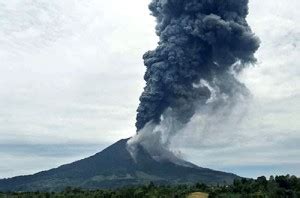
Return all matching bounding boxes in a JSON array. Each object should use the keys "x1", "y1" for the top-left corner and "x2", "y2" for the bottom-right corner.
[{"x1": 0, "y1": 0, "x2": 260, "y2": 191}]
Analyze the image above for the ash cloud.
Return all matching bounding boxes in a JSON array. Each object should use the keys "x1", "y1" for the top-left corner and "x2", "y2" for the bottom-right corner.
[
  {"x1": 129, "y1": 0, "x2": 260, "y2": 160},
  {"x1": 136, "y1": 0, "x2": 260, "y2": 132}
]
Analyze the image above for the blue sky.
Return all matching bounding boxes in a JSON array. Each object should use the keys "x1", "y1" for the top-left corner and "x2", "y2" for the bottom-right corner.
[{"x1": 0, "y1": 0, "x2": 299, "y2": 179}]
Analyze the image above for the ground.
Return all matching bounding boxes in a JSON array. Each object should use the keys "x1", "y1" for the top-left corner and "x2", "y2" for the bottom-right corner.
[{"x1": 187, "y1": 192, "x2": 209, "y2": 198}]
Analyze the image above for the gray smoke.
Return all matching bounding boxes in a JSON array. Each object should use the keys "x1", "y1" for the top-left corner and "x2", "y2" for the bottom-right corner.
[
  {"x1": 128, "y1": 0, "x2": 260, "y2": 161},
  {"x1": 135, "y1": 0, "x2": 260, "y2": 132}
]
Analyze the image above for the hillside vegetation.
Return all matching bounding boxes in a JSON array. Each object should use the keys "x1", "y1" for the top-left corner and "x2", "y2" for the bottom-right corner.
[{"x1": 0, "y1": 175, "x2": 299, "y2": 198}]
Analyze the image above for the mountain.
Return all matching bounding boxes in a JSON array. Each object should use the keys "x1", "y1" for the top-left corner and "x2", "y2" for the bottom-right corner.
[{"x1": 0, "y1": 138, "x2": 239, "y2": 192}]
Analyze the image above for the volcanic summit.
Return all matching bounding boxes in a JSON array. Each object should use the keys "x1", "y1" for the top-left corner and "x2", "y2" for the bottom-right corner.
[{"x1": 0, "y1": 138, "x2": 238, "y2": 192}]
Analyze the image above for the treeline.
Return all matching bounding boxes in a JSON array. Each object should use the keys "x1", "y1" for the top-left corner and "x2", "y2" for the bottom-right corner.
[
  {"x1": 0, "y1": 175, "x2": 299, "y2": 198},
  {"x1": 210, "y1": 175, "x2": 300, "y2": 197}
]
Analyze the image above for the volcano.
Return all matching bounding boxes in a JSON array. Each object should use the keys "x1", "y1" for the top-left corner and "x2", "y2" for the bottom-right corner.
[{"x1": 0, "y1": 138, "x2": 239, "y2": 191}]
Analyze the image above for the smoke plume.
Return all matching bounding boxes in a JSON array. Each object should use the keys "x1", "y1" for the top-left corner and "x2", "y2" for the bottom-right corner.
[{"x1": 129, "y1": 0, "x2": 260, "y2": 160}]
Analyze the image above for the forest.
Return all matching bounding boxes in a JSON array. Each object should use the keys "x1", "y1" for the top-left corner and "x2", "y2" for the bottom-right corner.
[{"x1": 0, "y1": 175, "x2": 299, "y2": 198}]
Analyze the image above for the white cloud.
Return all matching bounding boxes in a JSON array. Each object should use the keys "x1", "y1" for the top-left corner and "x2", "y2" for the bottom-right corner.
[{"x1": 0, "y1": 0, "x2": 156, "y2": 147}]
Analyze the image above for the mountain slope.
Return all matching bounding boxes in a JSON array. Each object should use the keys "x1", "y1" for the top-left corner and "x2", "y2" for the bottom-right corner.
[{"x1": 0, "y1": 138, "x2": 239, "y2": 191}]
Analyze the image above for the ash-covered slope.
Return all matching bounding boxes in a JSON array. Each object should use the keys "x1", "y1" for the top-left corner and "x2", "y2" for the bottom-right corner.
[{"x1": 0, "y1": 139, "x2": 239, "y2": 191}]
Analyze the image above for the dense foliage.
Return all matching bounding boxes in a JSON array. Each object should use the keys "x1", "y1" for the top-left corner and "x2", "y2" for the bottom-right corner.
[{"x1": 0, "y1": 175, "x2": 299, "y2": 198}]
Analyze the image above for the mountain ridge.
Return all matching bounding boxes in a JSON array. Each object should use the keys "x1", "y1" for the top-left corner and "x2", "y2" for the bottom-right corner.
[{"x1": 0, "y1": 138, "x2": 239, "y2": 192}]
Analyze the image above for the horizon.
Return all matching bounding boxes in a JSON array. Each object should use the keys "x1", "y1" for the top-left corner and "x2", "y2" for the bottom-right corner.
[{"x1": 0, "y1": 0, "x2": 299, "y2": 180}]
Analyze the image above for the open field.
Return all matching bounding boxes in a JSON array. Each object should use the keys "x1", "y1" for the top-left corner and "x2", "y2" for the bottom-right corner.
[{"x1": 188, "y1": 192, "x2": 209, "y2": 198}]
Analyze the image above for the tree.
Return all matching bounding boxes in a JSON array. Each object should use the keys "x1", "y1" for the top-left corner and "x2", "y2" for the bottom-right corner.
[{"x1": 257, "y1": 176, "x2": 268, "y2": 191}]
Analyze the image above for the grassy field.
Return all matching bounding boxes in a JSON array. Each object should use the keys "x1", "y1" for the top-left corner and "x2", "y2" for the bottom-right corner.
[{"x1": 187, "y1": 192, "x2": 209, "y2": 198}]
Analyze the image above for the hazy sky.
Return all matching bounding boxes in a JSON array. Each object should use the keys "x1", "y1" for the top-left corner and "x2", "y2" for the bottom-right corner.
[{"x1": 0, "y1": 0, "x2": 299, "y2": 179}]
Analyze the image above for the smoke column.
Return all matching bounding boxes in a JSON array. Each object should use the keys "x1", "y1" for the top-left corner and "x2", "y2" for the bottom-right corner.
[{"x1": 129, "y1": 0, "x2": 260, "y2": 160}]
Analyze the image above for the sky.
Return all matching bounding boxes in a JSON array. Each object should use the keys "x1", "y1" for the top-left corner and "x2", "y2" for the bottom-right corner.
[{"x1": 0, "y1": 0, "x2": 299, "y2": 179}]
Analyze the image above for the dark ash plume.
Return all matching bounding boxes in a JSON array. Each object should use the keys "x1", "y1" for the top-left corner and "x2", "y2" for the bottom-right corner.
[{"x1": 135, "y1": 0, "x2": 260, "y2": 132}]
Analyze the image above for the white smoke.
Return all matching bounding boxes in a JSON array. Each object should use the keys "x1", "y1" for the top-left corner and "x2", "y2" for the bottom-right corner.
[
  {"x1": 127, "y1": 117, "x2": 182, "y2": 163},
  {"x1": 128, "y1": 71, "x2": 251, "y2": 165}
]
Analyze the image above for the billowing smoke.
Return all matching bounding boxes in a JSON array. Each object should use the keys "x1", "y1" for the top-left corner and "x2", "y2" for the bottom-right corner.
[{"x1": 128, "y1": 0, "x2": 260, "y2": 161}]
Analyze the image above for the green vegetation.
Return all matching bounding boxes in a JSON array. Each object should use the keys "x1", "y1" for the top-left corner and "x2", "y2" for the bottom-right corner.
[
  {"x1": 209, "y1": 175, "x2": 300, "y2": 198},
  {"x1": 0, "y1": 175, "x2": 299, "y2": 198}
]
